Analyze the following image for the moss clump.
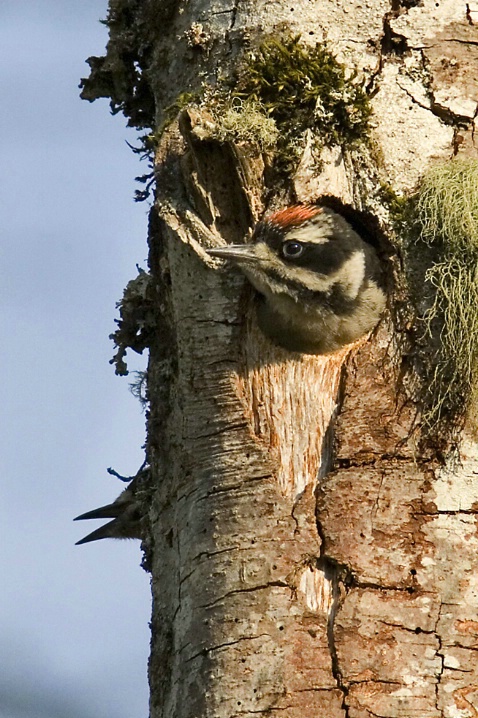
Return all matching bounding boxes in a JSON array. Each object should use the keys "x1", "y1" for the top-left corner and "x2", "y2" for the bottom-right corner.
[
  {"x1": 379, "y1": 182, "x2": 411, "y2": 227},
  {"x1": 404, "y1": 159, "x2": 478, "y2": 438},
  {"x1": 235, "y1": 35, "x2": 371, "y2": 172}
]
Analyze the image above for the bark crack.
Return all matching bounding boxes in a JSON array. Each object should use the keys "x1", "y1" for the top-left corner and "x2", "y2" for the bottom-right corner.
[
  {"x1": 466, "y1": 3, "x2": 474, "y2": 26},
  {"x1": 191, "y1": 544, "x2": 247, "y2": 562},
  {"x1": 196, "y1": 474, "x2": 271, "y2": 502},
  {"x1": 434, "y1": 602, "x2": 445, "y2": 716},
  {"x1": 371, "y1": 0, "x2": 412, "y2": 90},
  {"x1": 348, "y1": 678, "x2": 402, "y2": 687},
  {"x1": 327, "y1": 567, "x2": 350, "y2": 718},
  {"x1": 230, "y1": 0, "x2": 238, "y2": 30},
  {"x1": 199, "y1": 580, "x2": 290, "y2": 609},
  {"x1": 231, "y1": 707, "x2": 293, "y2": 716},
  {"x1": 185, "y1": 633, "x2": 271, "y2": 663},
  {"x1": 454, "y1": 643, "x2": 478, "y2": 653},
  {"x1": 316, "y1": 485, "x2": 352, "y2": 714},
  {"x1": 179, "y1": 545, "x2": 260, "y2": 587},
  {"x1": 185, "y1": 421, "x2": 249, "y2": 440},
  {"x1": 365, "y1": 1, "x2": 406, "y2": 93},
  {"x1": 472, "y1": 103, "x2": 478, "y2": 147},
  {"x1": 380, "y1": 619, "x2": 435, "y2": 635},
  {"x1": 352, "y1": 578, "x2": 417, "y2": 593},
  {"x1": 434, "y1": 508, "x2": 478, "y2": 515},
  {"x1": 176, "y1": 473, "x2": 268, "y2": 507},
  {"x1": 335, "y1": 453, "x2": 412, "y2": 469},
  {"x1": 399, "y1": 51, "x2": 478, "y2": 126},
  {"x1": 370, "y1": 469, "x2": 386, "y2": 534},
  {"x1": 396, "y1": 78, "x2": 431, "y2": 113},
  {"x1": 441, "y1": 37, "x2": 478, "y2": 47}
]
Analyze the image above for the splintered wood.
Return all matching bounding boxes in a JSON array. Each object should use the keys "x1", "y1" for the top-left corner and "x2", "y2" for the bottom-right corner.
[{"x1": 235, "y1": 323, "x2": 363, "y2": 498}]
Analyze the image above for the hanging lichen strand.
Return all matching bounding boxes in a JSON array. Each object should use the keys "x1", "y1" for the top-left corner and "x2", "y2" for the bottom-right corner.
[{"x1": 409, "y1": 159, "x2": 478, "y2": 437}]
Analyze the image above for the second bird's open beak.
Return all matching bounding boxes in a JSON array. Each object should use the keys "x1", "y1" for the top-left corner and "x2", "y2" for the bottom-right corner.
[{"x1": 207, "y1": 245, "x2": 260, "y2": 262}]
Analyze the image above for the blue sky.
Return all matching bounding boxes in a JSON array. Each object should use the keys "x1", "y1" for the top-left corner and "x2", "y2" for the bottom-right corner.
[{"x1": 1, "y1": 2, "x2": 151, "y2": 716}]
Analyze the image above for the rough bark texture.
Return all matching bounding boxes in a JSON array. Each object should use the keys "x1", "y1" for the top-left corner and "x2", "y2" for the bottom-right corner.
[{"x1": 85, "y1": 1, "x2": 478, "y2": 716}]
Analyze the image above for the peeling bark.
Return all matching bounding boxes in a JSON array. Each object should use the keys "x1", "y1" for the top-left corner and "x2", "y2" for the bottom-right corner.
[{"x1": 85, "y1": 0, "x2": 478, "y2": 716}]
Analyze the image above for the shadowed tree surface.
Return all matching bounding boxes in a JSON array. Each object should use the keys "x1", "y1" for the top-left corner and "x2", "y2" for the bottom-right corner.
[{"x1": 82, "y1": 1, "x2": 478, "y2": 716}]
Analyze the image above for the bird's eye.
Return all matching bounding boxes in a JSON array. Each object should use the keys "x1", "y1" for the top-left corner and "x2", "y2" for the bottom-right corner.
[{"x1": 282, "y1": 240, "x2": 304, "y2": 259}]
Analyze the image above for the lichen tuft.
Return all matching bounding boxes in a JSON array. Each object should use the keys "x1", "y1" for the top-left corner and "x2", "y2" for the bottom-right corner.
[
  {"x1": 414, "y1": 159, "x2": 478, "y2": 253},
  {"x1": 400, "y1": 158, "x2": 478, "y2": 440},
  {"x1": 210, "y1": 98, "x2": 279, "y2": 150}
]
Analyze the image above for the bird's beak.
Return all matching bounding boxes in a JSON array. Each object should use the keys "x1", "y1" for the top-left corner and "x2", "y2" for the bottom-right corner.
[
  {"x1": 207, "y1": 245, "x2": 261, "y2": 262},
  {"x1": 75, "y1": 518, "x2": 119, "y2": 545},
  {"x1": 74, "y1": 503, "x2": 121, "y2": 521}
]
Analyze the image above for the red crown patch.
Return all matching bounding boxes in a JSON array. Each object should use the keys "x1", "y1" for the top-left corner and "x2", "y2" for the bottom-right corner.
[{"x1": 267, "y1": 204, "x2": 322, "y2": 229}]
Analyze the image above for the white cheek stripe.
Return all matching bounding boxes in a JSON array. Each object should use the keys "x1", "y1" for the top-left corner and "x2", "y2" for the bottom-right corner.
[
  {"x1": 274, "y1": 251, "x2": 365, "y2": 297},
  {"x1": 332, "y1": 251, "x2": 366, "y2": 298},
  {"x1": 284, "y1": 224, "x2": 330, "y2": 245}
]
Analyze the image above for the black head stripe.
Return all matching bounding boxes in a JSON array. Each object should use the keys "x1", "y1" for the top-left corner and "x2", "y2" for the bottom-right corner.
[
  {"x1": 286, "y1": 241, "x2": 353, "y2": 274},
  {"x1": 253, "y1": 220, "x2": 288, "y2": 251}
]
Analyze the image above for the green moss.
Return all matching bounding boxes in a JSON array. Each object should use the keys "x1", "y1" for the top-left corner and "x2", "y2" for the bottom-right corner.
[
  {"x1": 400, "y1": 159, "x2": 478, "y2": 439},
  {"x1": 379, "y1": 183, "x2": 410, "y2": 225},
  {"x1": 235, "y1": 35, "x2": 371, "y2": 174}
]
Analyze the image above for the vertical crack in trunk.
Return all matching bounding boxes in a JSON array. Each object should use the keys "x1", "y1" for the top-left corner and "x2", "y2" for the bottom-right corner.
[
  {"x1": 323, "y1": 558, "x2": 350, "y2": 718},
  {"x1": 434, "y1": 602, "x2": 445, "y2": 716}
]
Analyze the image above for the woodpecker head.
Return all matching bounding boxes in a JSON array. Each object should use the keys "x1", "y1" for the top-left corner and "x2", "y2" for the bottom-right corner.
[
  {"x1": 207, "y1": 203, "x2": 386, "y2": 354},
  {"x1": 74, "y1": 480, "x2": 144, "y2": 545}
]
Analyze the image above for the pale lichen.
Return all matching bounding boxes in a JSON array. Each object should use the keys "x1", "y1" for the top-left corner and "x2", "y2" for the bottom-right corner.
[
  {"x1": 209, "y1": 98, "x2": 279, "y2": 150},
  {"x1": 397, "y1": 159, "x2": 478, "y2": 439}
]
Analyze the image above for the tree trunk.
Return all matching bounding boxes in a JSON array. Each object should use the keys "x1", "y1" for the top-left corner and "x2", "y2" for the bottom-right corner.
[{"x1": 83, "y1": 1, "x2": 478, "y2": 716}]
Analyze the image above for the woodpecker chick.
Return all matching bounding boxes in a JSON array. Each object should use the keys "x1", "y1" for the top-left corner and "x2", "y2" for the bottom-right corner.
[
  {"x1": 74, "y1": 479, "x2": 144, "y2": 545},
  {"x1": 207, "y1": 204, "x2": 386, "y2": 354}
]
